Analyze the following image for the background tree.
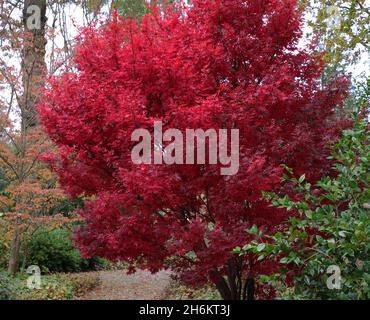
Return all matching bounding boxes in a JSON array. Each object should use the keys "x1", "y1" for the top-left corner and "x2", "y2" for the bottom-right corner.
[
  {"x1": 81, "y1": 0, "x2": 180, "y2": 21},
  {"x1": 0, "y1": 0, "x2": 70, "y2": 275},
  {"x1": 0, "y1": 112, "x2": 68, "y2": 275},
  {"x1": 302, "y1": 0, "x2": 369, "y2": 80},
  {"x1": 21, "y1": 0, "x2": 47, "y2": 129}
]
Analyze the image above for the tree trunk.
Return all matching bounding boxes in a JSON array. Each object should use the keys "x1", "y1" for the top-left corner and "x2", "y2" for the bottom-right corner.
[
  {"x1": 21, "y1": 0, "x2": 47, "y2": 130},
  {"x1": 215, "y1": 274, "x2": 233, "y2": 300},
  {"x1": 213, "y1": 258, "x2": 256, "y2": 300},
  {"x1": 245, "y1": 277, "x2": 255, "y2": 300},
  {"x1": 21, "y1": 239, "x2": 32, "y2": 272},
  {"x1": 8, "y1": 230, "x2": 21, "y2": 276}
]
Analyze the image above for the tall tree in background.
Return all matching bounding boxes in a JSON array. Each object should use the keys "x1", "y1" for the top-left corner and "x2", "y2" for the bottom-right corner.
[
  {"x1": 0, "y1": 0, "x2": 68, "y2": 275},
  {"x1": 112, "y1": 0, "x2": 149, "y2": 20},
  {"x1": 21, "y1": 0, "x2": 47, "y2": 129},
  {"x1": 40, "y1": 0, "x2": 349, "y2": 299},
  {"x1": 81, "y1": 0, "x2": 181, "y2": 21},
  {"x1": 304, "y1": 0, "x2": 369, "y2": 79},
  {"x1": 81, "y1": 0, "x2": 148, "y2": 20}
]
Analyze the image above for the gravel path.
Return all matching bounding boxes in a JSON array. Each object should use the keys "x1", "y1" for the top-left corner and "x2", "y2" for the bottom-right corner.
[{"x1": 80, "y1": 270, "x2": 173, "y2": 300}]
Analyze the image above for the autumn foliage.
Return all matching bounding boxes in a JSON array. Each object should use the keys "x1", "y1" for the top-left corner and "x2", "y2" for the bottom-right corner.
[{"x1": 39, "y1": 0, "x2": 348, "y2": 299}]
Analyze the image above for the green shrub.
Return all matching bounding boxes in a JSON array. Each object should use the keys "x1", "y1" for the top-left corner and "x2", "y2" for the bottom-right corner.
[
  {"x1": 28, "y1": 228, "x2": 106, "y2": 273},
  {"x1": 235, "y1": 82, "x2": 369, "y2": 299},
  {"x1": 0, "y1": 233, "x2": 8, "y2": 269},
  {"x1": 0, "y1": 209, "x2": 9, "y2": 269},
  {"x1": 0, "y1": 270, "x2": 17, "y2": 300}
]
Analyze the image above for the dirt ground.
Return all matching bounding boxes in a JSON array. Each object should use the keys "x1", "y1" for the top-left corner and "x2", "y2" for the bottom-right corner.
[{"x1": 79, "y1": 270, "x2": 174, "y2": 300}]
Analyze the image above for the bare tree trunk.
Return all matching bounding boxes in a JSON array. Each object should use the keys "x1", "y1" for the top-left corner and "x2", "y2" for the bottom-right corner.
[
  {"x1": 21, "y1": 239, "x2": 31, "y2": 272},
  {"x1": 213, "y1": 258, "x2": 256, "y2": 300},
  {"x1": 214, "y1": 274, "x2": 233, "y2": 300},
  {"x1": 21, "y1": 0, "x2": 47, "y2": 130},
  {"x1": 244, "y1": 277, "x2": 255, "y2": 300},
  {"x1": 8, "y1": 230, "x2": 21, "y2": 276}
]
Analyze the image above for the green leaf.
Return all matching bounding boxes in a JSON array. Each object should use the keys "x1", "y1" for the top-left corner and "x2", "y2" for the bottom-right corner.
[
  {"x1": 257, "y1": 254, "x2": 265, "y2": 261},
  {"x1": 338, "y1": 231, "x2": 346, "y2": 238},
  {"x1": 232, "y1": 246, "x2": 241, "y2": 254},
  {"x1": 248, "y1": 225, "x2": 258, "y2": 235},
  {"x1": 280, "y1": 257, "x2": 289, "y2": 264},
  {"x1": 257, "y1": 243, "x2": 266, "y2": 252}
]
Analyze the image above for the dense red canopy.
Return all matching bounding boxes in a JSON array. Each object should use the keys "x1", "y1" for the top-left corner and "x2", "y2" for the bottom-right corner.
[{"x1": 39, "y1": 0, "x2": 348, "y2": 299}]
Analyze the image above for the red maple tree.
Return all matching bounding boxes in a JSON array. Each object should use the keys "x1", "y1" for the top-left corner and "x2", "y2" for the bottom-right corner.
[{"x1": 39, "y1": 0, "x2": 348, "y2": 299}]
